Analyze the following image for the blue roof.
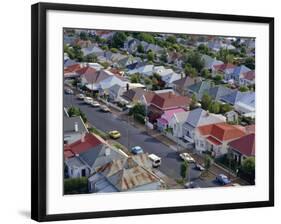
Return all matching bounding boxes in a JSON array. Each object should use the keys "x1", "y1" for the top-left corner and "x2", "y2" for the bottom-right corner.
[
  {"x1": 232, "y1": 65, "x2": 251, "y2": 79},
  {"x1": 221, "y1": 91, "x2": 253, "y2": 105}
]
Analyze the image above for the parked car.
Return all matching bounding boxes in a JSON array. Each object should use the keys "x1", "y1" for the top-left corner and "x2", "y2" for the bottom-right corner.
[
  {"x1": 194, "y1": 163, "x2": 205, "y2": 171},
  {"x1": 90, "y1": 101, "x2": 100, "y2": 107},
  {"x1": 100, "y1": 105, "x2": 111, "y2": 112},
  {"x1": 216, "y1": 174, "x2": 231, "y2": 185},
  {"x1": 148, "y1": 154, "x2": 161, "y2": 168},
  {"x1": 109, "y1": 130, "x2": 121, "y2": 139},
  {"x1": 184, "y1": 181, "x2": 200, "y2": 189},
  {"x1": 76, "y1": 93, "x2": 85, "y2": 100},
  {"x1": 131, "y1": 146, "x2": 144, "y2": 155},
  {"x1": 64, "y1": 88, "x2": 73, "y2": 94},
  {"x1": 84, "y1": 97, "x2": 94, "y2": 104},
  {"x1": 179, "y1": 152, "x2": 195, "y2": 163}
]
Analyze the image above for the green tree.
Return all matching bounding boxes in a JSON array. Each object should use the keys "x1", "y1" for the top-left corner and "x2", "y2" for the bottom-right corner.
[
  {"x1": 186, "y1": 51, "x2": 204, "y2": 72},
  {"x1": 137, "y1": 44, "x2": 144, "y2": 53},
  {"x1": 239, "y1": 86, "x2": 249, "y2": 92},
  {"x1": 147, "y1": 51, "x2": 155, "y2": 61},
  {"x1": 201, "y1": 93, "x2": 212, "y2": 110},
  {"x1": 67, "y1": 107, "x2": 87, "y2": 123},
  {"x1": 64, "y1": 177, "x2": 88, "y2": 194},
  {"x1": 241, "y1": 157, "x2": 255, "y2": 173},
  {"x1": 213, "y1": 74, "x2": 223, "y2": 84},
  {"x1": 190, "y1": 94, "x2": 198, "y2": 110},
  {"x1": 110, "y1": 48, "x2": 118, "y2": 53},
  {"x1": 79, "y1": 31, "x2": 88, "y2": 40},
  {"x1": 184, "y1": 64, "x2": 197, "y2": 78},
  {"x1": 197, "y1": 44, "x2": 210, "y2": 55},
  {"x1": 244, "y1": 57, "x2": 255, "y2": 70},
  {"x1": 180, "y1": 161, "x2": 189, "y2": 181},
  {"x1": 129, "y1": 103, "x2": 146, "y2": 116},
  {"x1": 111, "y1": 32, "x2": 127, "y2": 48},
  {"x1": 130, "y1": 73, "x2": 141, "y2": 83},
  {"x1": 208, "y1": 101, "x2": 221, "y2": 114},
  {"x1": 204, "y1": 154, "x2": 213, "y2": 172},
  {"x1": 138, "y1": 33, "x2": 155, "y2": 44},
  {"x1": 220, "y1": 103, "x2": 233, "y2": 114},
  {"x1": 201, "y1": 68, "x2": 211, "y2": 79},
  {"x1": 166, "y1": 35, "x2": 177, "y2": 44},
  {"x1": 84, "y1": 54, "x2": 97, "y2": 63},
  {"x1": 144, "y1": 77, "x2": 153, "y2": 86}
]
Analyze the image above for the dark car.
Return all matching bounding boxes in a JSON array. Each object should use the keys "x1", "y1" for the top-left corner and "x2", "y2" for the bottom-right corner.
[{"x1": 216, "y1": 174, "x2": 231, "y2": 185}]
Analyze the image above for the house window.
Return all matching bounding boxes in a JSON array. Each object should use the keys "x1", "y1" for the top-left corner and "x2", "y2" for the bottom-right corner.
[{"x1": 81, "y1": 169, "x2": 86, "y2": 177}]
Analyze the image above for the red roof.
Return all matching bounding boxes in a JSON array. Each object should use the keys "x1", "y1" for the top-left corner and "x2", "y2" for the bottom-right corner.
[
  {"x1": 243, "y1": 70, "x2": 255, "y2": 81},
  {"x1": 245, "y1": 125, "x2": 255, "y2": 134},
  {"x1": 228, "y1": 133, "x2": 255, "y2": 157},
  {"x1": 64, "y1": 64, "x2": 82, "y2": 74},
  {"x1": 64, "y1": 133, "x2": 103, "y2": 158},
  {"x1": 76, "y1": 66, "x2": 98, "y2": 83},
  {"x1": 151, "y1": 92, "x2": 191, "y2": 110},
  {"x1": 213, "y1": 63, "x2": 235, "y2": 72},
  {"x1": 198, "y1": 122, "x2": 246, "y2": 142},
  {"x1": 207, "y1": 136, "x2": 222, "y2": 145}
]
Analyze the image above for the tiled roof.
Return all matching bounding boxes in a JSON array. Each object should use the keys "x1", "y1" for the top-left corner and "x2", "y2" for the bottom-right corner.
[
  {"x1": 213, "y1": 63, "x2": 235, "y2": 72},
  {"x1": 172, "y1": 76, "x2": 202, "y2": 89},
  {"x1": 242, "y1": 70, "x2": 255, "y2": 81},
  {"x1": 228, "y1": 133, "x2": 255, "y2": 157},
  {"x1": 151, "y1": 92, "x2": 190, "y2": 110},
  {"x1": 198, "y1": 122, "x2": 245, "y2": 142},
  {"x1": 64, "y1": 133, "x2": 103, "y2": 157},
  {"x1": 64, "y1": 63, "x2": 82, "y2": 74}
]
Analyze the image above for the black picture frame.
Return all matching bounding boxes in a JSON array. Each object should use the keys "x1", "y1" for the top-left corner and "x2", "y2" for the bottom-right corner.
[{"x1": 31, "y1": 2, "x2": 274, "y2": 222}]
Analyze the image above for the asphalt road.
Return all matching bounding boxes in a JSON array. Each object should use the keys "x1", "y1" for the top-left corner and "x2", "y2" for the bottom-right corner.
[{"x1": 64, "y1": 93, "x2": 219, "y2": 188}]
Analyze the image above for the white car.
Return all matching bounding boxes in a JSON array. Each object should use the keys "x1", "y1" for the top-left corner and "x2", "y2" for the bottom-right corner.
[
  {"x1": 179, "y1": 152, "x2": 195, "y2": 163},
  {"x1": 76, "y1": 93, "x2": 85, "y2": 100},
  {"x1": 84, "y1": 97, "x2": 94, "y2": 104},
  {"x1": 90, "y1": 101, "x2": 100, "y2": 107}
]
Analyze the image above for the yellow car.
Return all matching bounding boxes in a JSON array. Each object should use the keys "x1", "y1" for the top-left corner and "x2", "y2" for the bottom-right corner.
[{"x1": 108, "y1": 130, "x2": 121, "y2": 139}]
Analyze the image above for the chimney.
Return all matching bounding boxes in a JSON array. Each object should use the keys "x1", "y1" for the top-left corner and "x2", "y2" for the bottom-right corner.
[
  {"x1": 81, "y1": 132, "x2": 86, "y2": 142},
  {"x1": 126, "y1": 83, "x2": 129, "y2": 91},
  {"x1": 105, "y1": 147, "x2": 111, "y2": 156},
  {"x1": 74, "y1": 122, "x2": 78, "y2": 132}
]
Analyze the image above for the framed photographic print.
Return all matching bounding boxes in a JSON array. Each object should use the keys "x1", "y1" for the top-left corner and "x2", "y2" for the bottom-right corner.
[{"x1": 31, "y1": 2, "x2": 274, "y2": 222}]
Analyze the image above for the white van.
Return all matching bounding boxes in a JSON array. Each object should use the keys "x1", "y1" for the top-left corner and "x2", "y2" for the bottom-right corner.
[
  {"x1": 84, "y1": 97, "x2": 94, "y2": 104},
  {"x1": 148, "y1": 154, "x2": 161, "y2": 168}
]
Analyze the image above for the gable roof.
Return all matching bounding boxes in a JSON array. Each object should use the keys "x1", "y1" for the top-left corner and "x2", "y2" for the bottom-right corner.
[
  {"x1": 151, "y1": 92, "x2": 191, "y2": 110},
  {"x1": 173, "y1": 111, "x2": 190, "y2": 123},
  {"x1": 228, "y1": 133, "x2": 255, "y2": 157},
  {"x1": 160, "y1": 108, "x2": 186, "y2": 123},
  {"x1": 220, "y1": 90, "x2": 250, "y2": 105},
  {"x1": 122, "y1": 87, "x2": 145, "y2": 102},
  {"x1": 198, "y1": 122, "x2": 245, "y2": 142},
  {"x1": 232, "y1": 65, "x2": 251, "y2": 78},
  {"x1": 185, "y1": 108, "x2": 225, "y2": 128},
  {"x1": 187, "y1": 81, "x2": 212, "y2": 95},
  {"x1": 213, "y1": 63, "x2": 235, "y2": 73},
  {"x1": 208, "y1": 86, "x2": 234, "y2": 101},
  {"x1": 172, "y1": 76, "x2": 202, "y2": 89},
  {"x1": 64, "y1": 133, "x2": 103, "y2": 158},
  {"x1": 63, "y1": 116, "x2": 88, "y2": 144},
  {"x1": 76, "y1": 66, "x2": 98, "y2": 82},
  {"x1": 82, "y1": 46, "x2": 104, "y2": 56},
  {"x1": 242, "y1": 70, "x2": 255, "y2": 81}
]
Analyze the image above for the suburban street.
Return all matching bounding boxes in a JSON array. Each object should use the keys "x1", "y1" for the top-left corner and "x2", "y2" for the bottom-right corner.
[{"x1": 64, "y1": 93, "x2": 220, "y2": 188}]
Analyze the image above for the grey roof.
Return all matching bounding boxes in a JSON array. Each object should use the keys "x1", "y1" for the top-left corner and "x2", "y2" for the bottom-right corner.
[
  {"x1": 208, "y1": 86, "x2": 234, "y2": 101},
  {"x1": 64, "y1": 58, "x2": 77, "y2": 67},
  {"x1": 220, "y1": 91, "x2": 250, "y2": 105},
  {"x1": 184, "y1": 108, "x2": 225, "y2": 128},
  {"x1": 187, "y1": 81, "x2": 212, "y2": 99},
  {"x1": 63, "y1": 116, "x2": 88, "y2": 144},
  {"x1": 174, "y1": 111, "x2": 189, "y2": 123},
  {"x1": 79, "y1": 145, "x2": 124, "y2": 170}
]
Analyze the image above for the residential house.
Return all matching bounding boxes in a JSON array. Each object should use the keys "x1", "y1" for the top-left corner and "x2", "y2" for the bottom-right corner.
[
  {"x1": 64, "y1": 63, "x2": 83, "y2": 78},
  {"x1": 64, "y1": 58, "x2": 77, "y2": 68},
  {"x1": 123, "y1": 37, "x2": 141, "y2": 53},
  {"x1": 168, "y1": 111, "x2": 190, "y2": 137},
  {"x1": 231, "y1": 65, "x2": 251, "y2": 84},
  {"x1": 228, "y1": 133, "x2": 255, "y2": 164},
  {"x1": 207, "y1": 86, "x2": 234, "y2": 102},
  {"x1": 187, "y1": 80, "x2": 212, "y2": 100},
  {"x1": 88, "y1": 154, "x2": 162, "y2": 193},
  {"x1": 122, "y1": 87, "x2": 146, "y2": 103},
  {"x1": 148, "y1": 92, "x2": 191, "y2": 123},
  {"x1": 98, "y1": 73, "x2": 127, "y2": 95},
  {"x1": 156, "y1": 108, "x2": 186, "y2": 131},
  {"x1": 108, "y1": 84, "x2": 126, "y2": 102},
  {"x1": 220, "y1": 90, "x2": 251, "y2": 106},
  {"x1": 171, "y1": 76, "x2": 202, "y2": 95},
  {"x1": 195, "y1": 122, "x2": 245, "y2": 157},
  {"x1": 64, "y1": 116, "x2": 88, "y2": 144},
  {"x1": 213, "y1": 63, "x2": 236, "y2": 81},
  {"x1": 82, "y1": 45, "x2": 104, "y2": 57},
  {"x1": 128, "y1": 64, "x2": 154, "y2": 76},
  {"x1": 239, "y1": 70, "x2": 255, "y2": 86},
  {"x1": 234, "y1": 92, "x2": 255, "y2": 118},
  {"x1": 182, "y1": 108, "x2": 226, "y2": 143},
  {"x1": 225, "y1": 110, "x2": 239, "y2": 123},
  {"x1": 74, "y1": 39, "x2": 92, "y2": 48},
  {"x1": 64, "y1": 133, "x2": 126, "y2": 178},
  {"x1": 201, "y1": 54, "x2": 223, "y2": 72}
]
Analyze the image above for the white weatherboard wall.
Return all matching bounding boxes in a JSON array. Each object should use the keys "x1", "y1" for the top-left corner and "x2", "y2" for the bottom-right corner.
[{"x1": 0, "y1": 0, "x2": 280, "y2": 224}]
